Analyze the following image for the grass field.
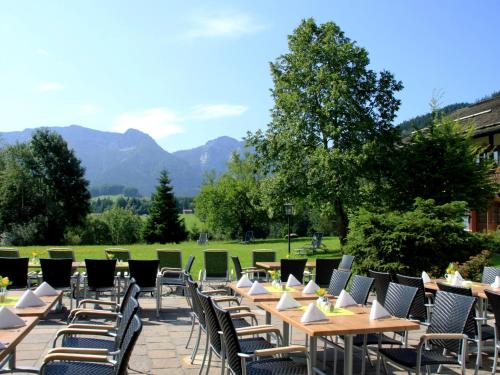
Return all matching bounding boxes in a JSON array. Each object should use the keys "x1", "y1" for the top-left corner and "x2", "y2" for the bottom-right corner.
[{"x1": 179, "y1": 214, "x2": 203, "y2": 231}]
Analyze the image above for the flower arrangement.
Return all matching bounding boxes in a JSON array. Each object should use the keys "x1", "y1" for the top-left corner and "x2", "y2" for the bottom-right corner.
[
  {"x1": 315, "y1": 288, "x2": 326, "y2": 297},
  {"x1": 0, "y1": 276, "x2": 11, "y2": 302},
  {"x1": 31, "y1": 251, "x2": 39, "y2": 265}
]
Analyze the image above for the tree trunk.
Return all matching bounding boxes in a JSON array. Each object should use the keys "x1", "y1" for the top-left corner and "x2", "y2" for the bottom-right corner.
[{"x1": 335, "y1": 199, "x2": 349, "y2": 246}]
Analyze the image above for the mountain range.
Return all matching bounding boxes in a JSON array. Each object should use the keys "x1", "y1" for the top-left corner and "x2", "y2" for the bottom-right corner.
[{"x1": 0, "y1": 125, "x2": 247, "y2": 197}]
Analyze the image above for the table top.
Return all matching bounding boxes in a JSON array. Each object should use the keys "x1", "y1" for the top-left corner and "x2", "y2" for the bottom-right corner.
[
  {"x1": 29, "y1": 261, "x2": 129, "y2": 270},
  {"x1": 229, "y1": 282, "x2": 330, "y2": 302},
  {"x1": 425, "y1": 279, "x2": 500, "y2": 299},
  {"x1": 255, "y1": 261, "x2": 316, "y2": 270},
  {"x1": 3, "y1": 291, "x2": 62, "y2": 317},
  {"x1": 0, "y1": 316, "x2": 39, "y2": 363},
  {"x1": 258, "y1": 300, "x2": 420, "y2": 337}
]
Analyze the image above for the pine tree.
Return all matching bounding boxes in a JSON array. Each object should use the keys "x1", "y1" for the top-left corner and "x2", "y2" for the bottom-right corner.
[{"x1": 143, "y1": 170, "x2": 187, "y2": 243}]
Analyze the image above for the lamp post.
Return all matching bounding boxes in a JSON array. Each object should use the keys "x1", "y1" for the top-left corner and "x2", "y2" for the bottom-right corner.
[{"x1": 284, "y1": 203, "x2": 293, "y2": 256}]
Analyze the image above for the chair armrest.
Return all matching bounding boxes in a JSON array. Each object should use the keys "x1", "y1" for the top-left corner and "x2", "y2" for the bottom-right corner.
[
  {"x1": 223, "y1": 306, "x2": 251, "y2": 312},
  {"x1": 419, "y1": 333, "x2": 467, "y2": 343},
  {"x1": 202, "y1": 289, "x2": 228, "y2": 295},
  {"x1": 77, "y1": 299, "x2": 119, "y2": 308},
  {"x1": 66, "y1": 324, "x2": 115, "y2": 331},
  {"x1": 43, "y1": 353, "x2": 110, "y2": 364},
  {"x1": 161, "y1": 267, "x2": 182, "y2": 272},
  {"x1": 213, "y1": 296, "x2": 240, "y2": 304},
  {"x1": 253, "y1": 345, "x2": 308, "y2": 357},
  {"x1": 56, "y1": 328, "x2": 112, "y2": 339},
  {"x1": 72, "y1": 310, "x2": 119, "y2": 320},
  {"x1": 236, "y1": 326, "x2": 281, "y2": 336},
  {"x1": 229, "y1": 312, "x2": 256, "y2": 319},
  {"x1": 48, "y1": 347, "x2": 109, "y2": 355}
]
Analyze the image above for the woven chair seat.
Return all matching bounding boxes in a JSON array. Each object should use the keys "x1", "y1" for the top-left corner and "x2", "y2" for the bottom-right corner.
[
  {"x1": 477, "y1": 325, "x2": 495, "y2": 341},
  {"x1": 240, "y1": 337, "x2": 273, "y2": 353},
  {"x1": 246, "y1": 357, "x2": 308, "y2": 375},
  {"x1": 161, "y1": 277, "x2": 183, "y2": 285},
  {"x1": 42, "y1": 361, "x2": 114, "y2": 375},
  {"x1": 61, "y1": 336, "x2": 115, "y2": 350},
  {"x1": 352, "y1": 333, "x2": 402, "y2": 346},
  {"x1": 380, "y1": 348, "x2": 459, "y2": 368},
  {"x1": 233, "y1": 318, "x2": 251, "y2": 329}
]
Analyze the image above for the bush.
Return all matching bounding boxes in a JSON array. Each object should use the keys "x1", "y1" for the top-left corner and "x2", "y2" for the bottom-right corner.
[
  {"x1": 346, "y1": 199, "x2": 485, "y2": 277},
  {"x1": 455, "y1": 250, "x2": 493, "y2": 282},
  {"x1": 0, "y1": 216, "x2": 47, "y2": 246},
  {"x1": 101, "y1": 207, "x2": 143, "y2": 245}
]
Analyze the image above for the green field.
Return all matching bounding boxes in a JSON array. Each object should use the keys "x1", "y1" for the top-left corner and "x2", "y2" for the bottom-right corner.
[{"x1": 180, "y1": 214, "x2": 203, "y2": 231}]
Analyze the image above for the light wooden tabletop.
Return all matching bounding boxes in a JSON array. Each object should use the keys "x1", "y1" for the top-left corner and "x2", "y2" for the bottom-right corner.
[
  {"x1": 258, "y1": 300, "x2": 420, "y2": 337},
  {"x1": 3, "y1": 291, "x2": 62, "y2": 317},
  {"x1": 229, "y1": 282, "x2": 330, "y2": 302},
  {"x1": 0, "y1": 316, "x2": 38, "y2": 363},
  {"x1": 255, "y1": 261, "x2": 316, "y2": 270},
  {"x1": 425, "y1": 279, "x2": 500, "y2": 299}
]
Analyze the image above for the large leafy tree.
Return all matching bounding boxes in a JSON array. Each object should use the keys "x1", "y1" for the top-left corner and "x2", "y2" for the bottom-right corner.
[
  {"x1": 248, "y1": 19, "x2": 403, "y2": 244},
  {"x1": 143, "y1": 170, "x2": 187, "y2": 243}
]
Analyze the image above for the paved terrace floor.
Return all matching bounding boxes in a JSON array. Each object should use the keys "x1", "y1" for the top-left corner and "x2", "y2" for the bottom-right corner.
[{"x1": 13, "y1": 293, "x2": 498, "y2": 375}]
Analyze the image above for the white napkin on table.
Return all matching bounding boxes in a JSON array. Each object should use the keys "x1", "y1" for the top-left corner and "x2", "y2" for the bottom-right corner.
[
  {"x1": 34, "y1": 282, "x2": 59, "y2": 297},
  {"x1": 452, "y1": 276, "x2": 463, "y2": 286},
  {"x1": 0, "y1": 307, "x2": 25, "y2": 329},
  {"x1": 300, "y1": 302, "x2": 327, "y2": 323},
  {"x1": 369, "y1": 300, "x2": 391, "y2": 320},
  {"x1": 248, "y1": 281, "x2": 269, "y2": 295},
  {"x1": 276, "y1": 292, "x2": 301, "y2": 311},
  {"x1": 421, "y1": 271, "x2": 431, "y2": 284},
  {"x1": 286, "y1": 274, "x2": 302, "y2": 287},
  {"x1": 15, "y1": 290, "x2": 45, "y2": 308},
  {"x1": 302, "y1": 280, "x2": 320, "y2": 295},
  {"x1": 236, "y1": 274, "x2": 253, "y2": 288},
  {"x1": 335, "y1": 289, "x2": 357, "y2": 308},
  {"x1": 491, "y1": 276, "x2": 500, "y2": 288},
  {"x1": 454, "y1": 271, "x2": 463, "y2": 282}
]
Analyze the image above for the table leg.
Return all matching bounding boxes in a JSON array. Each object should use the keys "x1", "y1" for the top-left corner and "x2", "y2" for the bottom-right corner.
[
  {"x1": 265, "y1": 311, "x2": 271, "y2": 342},
  {"x1": 343, "y1": 334, "x2": 354, "y2": 375},
  {"x1": 283, "y1": 321, "x2": 289, "y2": 346},
  {"x1": 0, "y1": 350, "x2": 38, "y2": 374},
  {"x1": 309, "y1": 335, "x2": 317, "y2": 370}
]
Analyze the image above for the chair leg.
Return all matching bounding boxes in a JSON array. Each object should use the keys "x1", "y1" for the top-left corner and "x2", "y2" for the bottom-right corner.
[
  {"x1": 186, "y1": 315, "x2": 196, "y2": 349},
  {"x1": 361, "y1": 334, "x2": 368, "y2": 375},
  {"x1": 205, "y1": 347, "x2": 213, "y2": 375},
  {"x1": 199, "y1": 334, "x2": 209, "y2": 375},
  {"x1": 492, "y1": 344, "x2": 498, "y2": 375},
  {"x1": 191, "y1": 325, "x2": 202, "y2": 364}
]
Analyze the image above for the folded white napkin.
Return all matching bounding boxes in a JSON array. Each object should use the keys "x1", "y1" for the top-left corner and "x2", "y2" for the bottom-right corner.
[
  {"x1": 335, "y1": 289, "x2": 357, "y2": 308},
  {"x1": 286, "y1": 274, "x2": 302, "y2": 287},
  {"x1": 491, "y1": 276, "x2": 500, "y2": 289},
  {"x1": 454, "y1": 271, "x2": 463, "y2": 281},
  {"x1": 236, "y1": 274, "x2": 253, "y2": 288},
  {"x1": 0, "y1": 307, "x2": 25, "y2": 329},
  {"x1": 300, "y1": 302, "x2": 327, "y2": 323},
  {"x1": 452, "y1": 276, "x2": 463, "y2": 286},
  {"x1": 248, "y1": 281, "x2": 269, "y2": 295},
  {"x1": 34, "y1": 282, "x2": 59, "y2": 297},
  {"x1": 276, "y1": 292, "x2": 301, "y2": 311},
  {"x1": 421, "y1": 271, "x2": 431, "y2": 284},
  {"x1": 302, "y1": 280, "x2": 320, "y2": 295},
  {"x1": 369, "y1": 300, "x2": 391, "y2": 320},
  {"x1": 15, "y1": 290, "x2": 45, "y2": 308}
]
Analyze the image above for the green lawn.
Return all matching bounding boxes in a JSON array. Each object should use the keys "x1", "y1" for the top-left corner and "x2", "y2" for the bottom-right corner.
[
  {"x1": 19, "y1": 237, "x2": 341, "y2": 279},
  {"x1": 179, "y1": 214, "x2": 203, "y2": 231}
]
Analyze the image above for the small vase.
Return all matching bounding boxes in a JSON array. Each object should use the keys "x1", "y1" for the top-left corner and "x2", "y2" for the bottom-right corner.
[{"x1": 0, "y1": 287, "x2": 7, "y2": 303}]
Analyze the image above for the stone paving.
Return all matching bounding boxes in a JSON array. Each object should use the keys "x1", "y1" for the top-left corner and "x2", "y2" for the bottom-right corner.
[{"x1": 12, "y1": 292, "x2": 498, "y2": 374}]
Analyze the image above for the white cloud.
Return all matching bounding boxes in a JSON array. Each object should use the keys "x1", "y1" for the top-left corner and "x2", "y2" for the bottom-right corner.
[
  {"x1": 183, "y1": 11, "x2": 266, "y2": 39},
  {"x1": 114, "y1": 108, "x2": 185, "y2": 139},
  {"x1": 36, "y1": 48, "x2": 49, "y2": 56},
  {"x1": 189, "y1": 104, "x2": 248, "y2": 120},
  {"x1": 38, "y1": 82, "x2": 64, "y2": 91},
  {"x1": 80, "y1": 104, "x2": 99, "y2": 114}
]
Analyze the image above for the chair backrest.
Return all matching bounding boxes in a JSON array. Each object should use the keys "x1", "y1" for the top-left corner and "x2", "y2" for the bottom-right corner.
[
  {"x1": 115, "y1": 297, "x2": 140, "y2": 350},
  {"x1": 243, "y1": 231, "x2": 253, "y2": 243},
  {"x1": 0, "y1": 248, "x2": 19, "y2": 258},
  {"x1": 368, "y1": 269, "x2": 392, "y2": 304},
  {"x1": 396, "y1": 274, "x2": 428, "y2": 321},
  {"x1": 436, "y1": 282, "x2": 473, "y2": 297},
  {"x1": 48, "y1": 248, "x2": 75, "y2": 261},
  {"x1": 157, "y1": 249, "x2": 182, "y2": 270},
  {"x1": 314, "y1": 258, "x2": 341, "y2": 287},
  {"x1": 213, "y1": 303, "x2": 243, "y2": 375},
  {"x1": 252, "y1": 250, "x2": 276, "y2": 267},
  {"x1": 231, "y1": 256, "x2": 243, "y2": 280},
  {"x1": 485, "y1": 290, "x2": 500, "y2": 339},
  {"x1": 349, "y1": 275, "x2": 374, "y2": 305},
  {"x1": 428, "y1": 290, "x2": 475, "y2": 355},
  {"x1": 184, "y1": 255, "x2": 195, "y2": 276},
  {"x1": 280, "y1": 259, "x2": 307, "y2": 283},
  {"x1": 128, "y1": 260, "x2": 159, "y2": 289},
  {"x1": 120, "y1": 280, "x2": 140, "y2": 314},
  {"x1": 328, "y1": 269, "x2": 351, "y2": 297},
  {"x1": 204, "y1": 250, "x2": 228, "y2": 280},
  {"x1": 105, "y1": 248, "x2": 131, "y2": 262},
  {"x1": 85, "y1": 259, "x2": 117, "y2": 289},
  {"x1": 186, "y1": 278, "x2": 206, "y2": 329},
  {"x1": 383, "y1": 282, "x2": 417, "y2": 318},
  {"x1": 198, "y1": 232, "x2": 209, "y2": 244},
  {"x1": 116, "y1": 314, "x2": 143, "y2": 375},
  {"x1": 0, "y1": 257, "x2": 28, "y2": 289},
  {"x1": 482, "y1": 266, "x2": 500, "y2": 284},
  {"x1": 40, "y1": 258, "x2": 73, "y2": 289},
  {"x1": 197, "y1": 289, "x2": 222, "y2": 355},
  {"x1": 339, "y1": 254, "x2": 355, "y2": 270},
  {"x1": 311, "y1": 232, "x2": 323, "y2": 248}
]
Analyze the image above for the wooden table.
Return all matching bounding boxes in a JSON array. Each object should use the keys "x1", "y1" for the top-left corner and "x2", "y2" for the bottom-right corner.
[
  {"x1": 255, "y1": 261, "x2": 316, "y2": 271},
  {"x1": 2, "y1": 291, "x2": 62, "y2": 318},
  {"x1": 259, "y1": 300, "x2": 420, "y2": 375},
  {"x1": 229, "y1": 282, "x2": 328, "y2": 303},
  {"x1": 0, "y1": 316, "x2": 39, "y2": 373},
  {"x1": 425, "y1": 278, "x2": 500, "y2": 299},
  {"x1": 29, "y1": 261, "x2": 129, "y2": 271}
]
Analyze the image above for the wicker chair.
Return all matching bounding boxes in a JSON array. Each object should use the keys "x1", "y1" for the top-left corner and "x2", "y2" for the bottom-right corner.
[
  {"x1": 482, "y1": 266, "x2": 500, "y2": 284},
  {"x1": 128, "y1": 260, "x2": 161, "y2": 318},
  {"x1": 338, "y1": 254, "x2": 355, "y2": 270},
  {"x1": 252, "y1": 250, "x2": 276, "y2": 280},
  {"x1": 40, "y1": 258, "x2": 79, "y2": 309},
  {"x1": 160, "y1": 255, "x2": 194, "y2": 296},
  {"x1": 202, "y1": 250, "x2": 229, "y2": 287},
  {"x1": 349, "y1": 275, "x2": 374, "y2": 305},
  {"x1": 369, "y1": 270, "x2": 392, "y2": 305},
  {"x1": 396, "y1": 273, "x2": 433, "y2": 323},
  {"x1": 0, "y1": 248, "x2": 20, "y2": 257},
  {"x1": 484, "y1": 290, "x2": 500, "y2": 374},
  {"x1": 306, "y1": 258, "x2": 341, "y2": 287},
  {"x1": 0, "y1": 257, "x2": 30, "y2": 289},
  {"x1": 327, "y1": 269, "x2": 351, "y2": 297},
  {"x1": 48, "y1": 248, "x2": 75, "y2": 261},
  {"x1": 280, "y1": 259, "x2": 307, "y2": 283}
]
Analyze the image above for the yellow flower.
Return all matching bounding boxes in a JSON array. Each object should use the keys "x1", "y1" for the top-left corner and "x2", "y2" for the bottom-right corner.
[
  {"x1": 32, "y1": 251, "x2": 38, "y2": 257},
  {"x1": 1, "y1": 277, "x2": 10, "y2": 287},
  {"x1": 316, "y1": 288, "x2": 326, "y2": 297}
]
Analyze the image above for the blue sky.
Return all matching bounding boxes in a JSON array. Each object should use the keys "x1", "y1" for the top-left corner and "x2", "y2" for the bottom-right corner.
[{"x1": 1, "y1": 1, "x2": 499, "y2": 151}]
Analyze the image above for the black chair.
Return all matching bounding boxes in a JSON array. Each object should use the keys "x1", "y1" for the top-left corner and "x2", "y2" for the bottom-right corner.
[
  {"x1": 485, "y1": 290, "x2": 500, "y2": 374},
  {"x1": 252, "y1": 250, "x2": 276, "y2": 280},
  {"x1": 339, "y1": 254, "x2": 355, "y2": 270},
  {"x1": 160, "y1": 255, "x2": 195, "y2": 296},
  {"x1": 483, "y1": 266, "x2": 500, "y2": 284},
  {"x1": 84, "y1": 259, "x2": 117, "y2": 301},
  {"x1": 41, "y1": 313, "x2": 142, "y2": 375},
  {"x1": 349, "y1": 275, "x2": 374, "y2": 305},
  {"x1": 313, "y1": 258, "x2": 341, "y2": 287},
  {"x1": 397, "y1": 274, "x2": 432, "y2": 323},
  {"x1": 213, "y1": 302, "x2": 312, "y2": 375},
  {"x1": 369, "y1": 269, "x2": 392, "y2": 305},
  {"x1": 377, "y1": 291, "x2": 473, "y2": 375},
  {"x1": 48, "y1": 248, "x2": 75, "y2": 261},
  {"x1": 327, "y1": 269, "x2": 351, "y2": 297},
  {"x1": 0, "y1": 248, "x2": 20, "y2": 257},
  {"x1": 0, "y1": 257, "x2": 29, "y2": 289},
  {"x1": 128, "y1": 260, "x2": 160, "y2": 318},
  {"x1": 280, "y1": 259, "x2": 307, "y2": 283},
  {"x1": 40, "y1": 258, "x2": 77, "y2": 309},
  {"x1": 232, "y1": 256, "x2": 266, "y2": 281}
]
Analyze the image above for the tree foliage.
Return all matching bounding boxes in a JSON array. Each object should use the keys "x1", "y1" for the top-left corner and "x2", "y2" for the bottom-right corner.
[
  {"x1": 143, "y1": 170, "x2": 187, "y2": 244},
  {"x1": 247, "y1": 18, "x2": 403, "y2": 244}
]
